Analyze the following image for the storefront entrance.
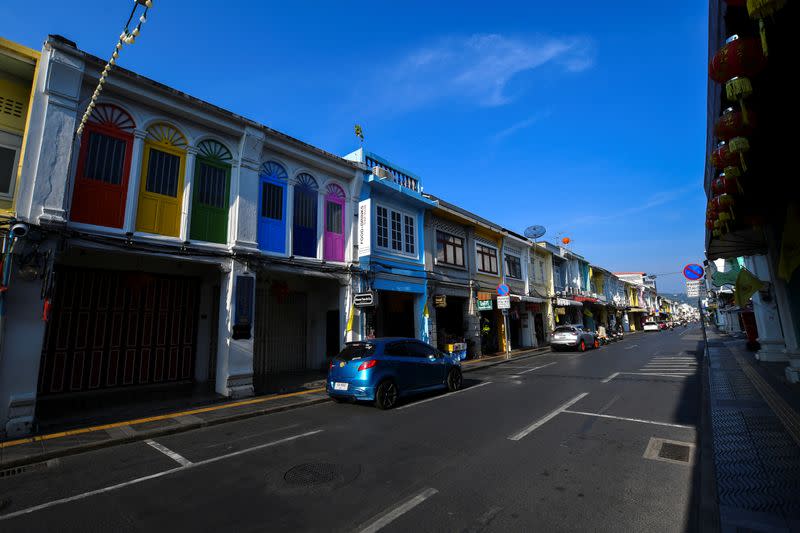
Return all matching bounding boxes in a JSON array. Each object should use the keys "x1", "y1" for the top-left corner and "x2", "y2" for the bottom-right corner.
[
  {"x1": 374, "y1": 290, "x2": 416, "y2": 338},
  {"x1": 480, "y1": 309, "x2": 499, "y2": 354},
  {"x1": 434, "y1": 296, "x2": 466, "y2": 350}
]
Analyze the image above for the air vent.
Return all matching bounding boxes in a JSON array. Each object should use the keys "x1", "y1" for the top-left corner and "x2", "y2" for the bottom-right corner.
[{"x1": 0, "y1": 96, "x2": 24, "y2": 119}]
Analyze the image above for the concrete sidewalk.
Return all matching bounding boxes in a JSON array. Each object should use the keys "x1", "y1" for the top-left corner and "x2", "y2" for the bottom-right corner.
[{"x1": 0, "y1": 346, "x2": 551, "y2": 470}]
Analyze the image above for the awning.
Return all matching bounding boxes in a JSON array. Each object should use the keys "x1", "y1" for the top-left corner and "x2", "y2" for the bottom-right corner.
[
  {"x1": 555, "y1": 298, "x2": 583, "y2": 307},
  {"x1": 511, "y1": 294, "x2": 547, "y2": 303}
]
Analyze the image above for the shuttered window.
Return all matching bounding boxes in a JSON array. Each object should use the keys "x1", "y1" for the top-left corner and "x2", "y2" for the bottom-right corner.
[
  {"x1": 376, "y1": 206, "x2": 388, "y2": 247},
  {"x1": 390, "y1": 211, "x2": 402, "y2": 251},
  {"x1": 261, "y1": 182, "x2": 282, "y2": 220},
  {"x1": 477, "y1": 244, "x2": 498, "y2": 274},
  {"x1": 375, "y1": 204, "x2": 416, "y2": 256},
  {"x1": 404, "y1": 215, "x2": 415, "y2": 254},
  {"x1": 326, "y1": 201, "x2": 343, "y2": 234},
  {"x1": 196, "y1": 161, "x2": 227, "y2": 208},
  {"x1": 293, "y1": 188, "x2": 316, "y2": 228},
  {"x1": 436, "y1": 231, "x2": 464, "y2": 267},
  {"x1": 505, "y1": 254, "x2": 522, "y2": 279},
  {"x1": 84, "y1": 131, "x2": 126, "y2": 185},
  {"x1": 145, "y1": 148, "x2": 180, "y2": 197}
]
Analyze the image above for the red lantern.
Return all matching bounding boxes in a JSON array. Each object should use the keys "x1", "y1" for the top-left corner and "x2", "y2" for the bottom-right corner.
[
  {"x1": 710, "y1": 142, "x2": 739, "y2": 169},
  {"x1": 714, "y1": 107, "x2": 755, "y2": 141},
  {"x1": 709, "y1": 36, "x2": 765, "y2": 84},
  {"x1": 561, "y1": 237, "x2": 571, "y2": 245},
  {"x1": 713, "y1": 173, "x2": 742, "y2": 196}
]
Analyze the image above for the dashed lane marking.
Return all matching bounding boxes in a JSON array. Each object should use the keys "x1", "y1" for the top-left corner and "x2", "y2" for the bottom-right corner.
[
  {"x1": 357, "y1": 487, "x2": 438, "y2": 533},
  {"x1": 508, "y1": 393, "x2": 589, "y2": 441},
  {"x1": 601, "y1": 372, "x2": 620, "y2": 383},
  {"x1": 624, "y1": 344, "x2": 639, "y2": 350},
  {"x1": 145, "y1": 439, "x2": 193, "y2": 467},
  {"x1": 562, "y1": 410, "x2": 695, "y2": 429},
  {"x1": 0, "y1": 430, "x2": 323, "y2": 521},
  {"x1": 519, "y1": 361, "x2": 557, "y2": 374}
]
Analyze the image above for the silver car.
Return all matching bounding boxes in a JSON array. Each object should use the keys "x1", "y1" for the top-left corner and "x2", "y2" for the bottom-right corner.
[{"x1": 551, "y1": 324, "x2": 597, "y2": 352}]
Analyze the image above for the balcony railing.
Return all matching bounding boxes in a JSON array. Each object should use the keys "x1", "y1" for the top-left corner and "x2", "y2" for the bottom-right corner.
[{"x1": 366, "y1": 156, "x2": 421, "y2": 193}]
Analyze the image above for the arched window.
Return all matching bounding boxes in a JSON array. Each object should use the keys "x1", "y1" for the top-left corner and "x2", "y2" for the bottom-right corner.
[
  {"x1": 292, "y1": 173, "x2": 318, "y2": 258},
  {"x1": 190, "y1": 139, "x2": 232, "y2": 244},
  {"x1": 258, "y1": 161, "x2": 288, "y2": 253},
  {"x1": 323, "y1": 183, "x2": 346, "y2": 262},
  {"x1": 70, "y1": 104, "x2": 135, "y2": 228},
  {"x1": 136, "y1": 123, "x2": 187, "y2": 237}
]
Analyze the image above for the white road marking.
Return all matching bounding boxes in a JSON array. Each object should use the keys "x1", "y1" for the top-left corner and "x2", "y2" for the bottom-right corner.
[
  {"x1": 508, "y1": 393, "x2": 589, "y2": 441},
  {"x1": 396, "y1": 381, "x2": 492, "y2": 410},
  {"x1": 625, "y1": 372, "x2": 693, "y2": 378},
  {"x1": 624, "y1": 344, "x2": 639, "y2": 350},
  {"x1": 0, "y1": 429, "x2": 323, "y2": 521},
  {"x1": 520, "y1": 361, "x2": 557, "y2": 374},
  {"x1": 357, "y1": 487, "x2": 438, "y2": 533},
  {"x1": 562, "y1": 410, "x2": 695, "y2": 429},
  {"x1": 145, "y1": 439, "x2": 193, "y2": 467},
  {"x1": 601, "y1": 372, "x2": 620, "y2": 383}
]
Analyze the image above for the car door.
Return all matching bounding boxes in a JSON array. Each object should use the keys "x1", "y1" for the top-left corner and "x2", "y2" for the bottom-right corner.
[
  {"x1": 382, "y1": 341, "x2": 414, "y2": 390},
  {"x1": 406, "y1": 341, "x2": 447, "y2": 387}
]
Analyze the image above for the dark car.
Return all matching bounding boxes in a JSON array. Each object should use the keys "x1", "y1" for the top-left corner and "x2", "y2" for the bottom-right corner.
[{"x1": 327, "y1": 338, "x2": 463, "y2": 409}]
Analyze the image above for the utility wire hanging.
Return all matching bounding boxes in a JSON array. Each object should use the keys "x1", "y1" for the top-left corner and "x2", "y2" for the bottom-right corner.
[{"x1": 75, "y1": 0, "x2": 153, "y2": 136}]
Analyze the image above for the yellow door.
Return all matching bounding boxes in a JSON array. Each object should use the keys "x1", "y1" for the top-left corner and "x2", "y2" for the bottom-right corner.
[{"x1": 135, "y1": 124, "x2": 187, "y2": 237}]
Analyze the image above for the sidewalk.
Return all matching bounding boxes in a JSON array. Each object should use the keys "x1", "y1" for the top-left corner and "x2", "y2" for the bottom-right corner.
[
  {"x1": 0, "y1": 346, "x2": 551, "y2": 470},
  {"x1": 703, "y1": 330, "x2": 800, "y2": 531}
]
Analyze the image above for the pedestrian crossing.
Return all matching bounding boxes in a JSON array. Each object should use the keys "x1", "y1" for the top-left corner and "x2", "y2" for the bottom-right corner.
[{"x1": 634, "y1": 355, "x2": 698, "y2": 378}]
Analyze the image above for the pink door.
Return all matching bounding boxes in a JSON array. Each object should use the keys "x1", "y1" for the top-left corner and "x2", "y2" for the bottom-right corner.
[{"x1": 323, "y1": 184, "x2": 345, "y2": 262}]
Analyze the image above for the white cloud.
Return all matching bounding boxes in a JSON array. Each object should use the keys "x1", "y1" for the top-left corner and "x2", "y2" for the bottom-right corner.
[
  {"x1": 569, "y1": 183, "x2": 698, "y2": 225},
  {"x1": 490, "y1": 110, "x2": 552, "y2": 142},
  {"x1": 372, "y1": 33, "x2": 593, "y2": 112}
]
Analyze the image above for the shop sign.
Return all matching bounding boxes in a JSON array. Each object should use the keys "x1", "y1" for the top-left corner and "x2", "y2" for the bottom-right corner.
[
  {"x1": 497, "y1": 295, "x2": 511, "y2": 309},
  {"x1": 477, "y1": 299, "x2": 493, "y2": 311},
  {"x1": 434, "y1": 294, "x2": 447, "y2": 308},
  {"x1": 354, "y1": 291, "x2": 377, "y2": 308},
  {"x1": 555, "y1": 307, "x2": 566, "y2": 315},
  {"x1": 357, "y1": 199, "x2": 371, "y2": 257},
  {"x1": 477, "y1": 291, "x2": 493, "y2": 301}
]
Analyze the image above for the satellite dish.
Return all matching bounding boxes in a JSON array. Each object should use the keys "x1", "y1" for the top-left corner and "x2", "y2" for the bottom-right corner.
[{"x1": 524, "y1": 225, "x2": 546, "y2": 239}]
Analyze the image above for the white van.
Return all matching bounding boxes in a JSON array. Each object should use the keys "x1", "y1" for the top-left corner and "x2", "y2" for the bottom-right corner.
[{"x1": 643, "y1": 319, "x2": 659, "y2": 332}]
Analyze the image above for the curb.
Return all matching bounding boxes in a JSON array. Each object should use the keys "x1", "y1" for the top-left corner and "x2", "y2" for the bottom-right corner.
[{"x1": 1, "y1": 346, "x2": 552, "y2": 470}]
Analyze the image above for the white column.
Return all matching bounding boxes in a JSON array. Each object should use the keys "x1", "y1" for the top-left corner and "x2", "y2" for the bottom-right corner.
[
  {"x1": 180, "y1": 146, "x2": 198, "y2": 242},
  {"x1": 744, "y1": 255, "x2": 787, "y2": 361},
  {"x1": 123, "y1": 129, "x2": 147, "y2": 233},
  {"x1": 214, "y1": 259, "x2": 255, "y2": 398}
]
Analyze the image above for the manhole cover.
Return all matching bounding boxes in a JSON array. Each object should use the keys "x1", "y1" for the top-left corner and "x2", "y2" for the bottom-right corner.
[
  {"x1": 658, "y1": 442, "x2": 691, "y2": 462},
  {"x1": 284, "y1": 463, "x2": 345, "y2": 486}
]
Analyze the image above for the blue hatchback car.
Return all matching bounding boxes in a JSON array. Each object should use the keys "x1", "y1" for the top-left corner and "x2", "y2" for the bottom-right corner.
[{"x1": 327, "y1": 338, "x2": 463, "y2": 409}]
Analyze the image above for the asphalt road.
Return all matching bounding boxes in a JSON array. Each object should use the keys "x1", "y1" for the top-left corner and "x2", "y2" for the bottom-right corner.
[{"x1": 0, "y1": 326, "x2": 706, "y2": 532}]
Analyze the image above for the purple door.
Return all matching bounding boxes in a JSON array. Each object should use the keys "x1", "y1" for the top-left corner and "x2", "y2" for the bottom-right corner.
[{"x1": 324, "y1": 184, "x2": 345, "y2": 262}]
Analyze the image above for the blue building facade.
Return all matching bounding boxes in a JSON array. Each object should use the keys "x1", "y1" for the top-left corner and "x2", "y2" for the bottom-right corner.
[{"x1": 346, "y1": 149, "x2": 436, "y2": 341}]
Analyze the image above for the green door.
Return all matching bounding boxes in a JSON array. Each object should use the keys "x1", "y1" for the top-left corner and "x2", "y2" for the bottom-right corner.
[{"x1": 190, "y1": 157, "x2": 230, "y2": 243}]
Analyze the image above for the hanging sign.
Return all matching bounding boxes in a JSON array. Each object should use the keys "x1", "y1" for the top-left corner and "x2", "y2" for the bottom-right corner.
[
  {"x1": 497, "y1": 295, "x2": 511, "y2": 309},
  {"x1": 477, "y1": 299, "x2": 493, "y2": 311},
  {"x1": 354, "y1": 291, "x2": 377, "y2": 308},
  {"x1": 477, "y1": 291, "x2": 493, "y2": 301},
  {"x1": 434, "y1": 294, "x2": 447, "y2": 308}
]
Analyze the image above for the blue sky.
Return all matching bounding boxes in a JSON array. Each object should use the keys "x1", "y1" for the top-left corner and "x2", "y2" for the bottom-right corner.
[{"x1": 5, "y1": 0, "x2": 708, "y2": 292}]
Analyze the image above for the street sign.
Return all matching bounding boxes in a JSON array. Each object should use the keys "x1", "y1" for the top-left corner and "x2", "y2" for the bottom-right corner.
[
  {"x1": 497, "y1": 283, "x2": 510, "y2": 296},
  {"x1": 353, "y1": 291, "x2": 377, "y2": 308},
  {"x1": 686, "y1": 280, "x2": 701, "y2": 297},
  {"x1": 683, "y1": 263, "x2": 705, "y2": 281},
  {"x1": 497, "y1": 295, "x2": 511, "y2": 309}
]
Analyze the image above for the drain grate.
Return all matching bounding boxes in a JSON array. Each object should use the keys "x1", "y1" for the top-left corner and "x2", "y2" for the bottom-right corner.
[
  {"x1": 644, "y1": 438, "x2": 695, "y2": 465},
  {"x1": 658, "y1": 442, "x2": 691, "y2": 462},
  {"x1": 284, "y1": 463, "x2": 346, "y2": 486},
  {"x1": 0, "y1": 459, "x2": 58, "y2": 479}
]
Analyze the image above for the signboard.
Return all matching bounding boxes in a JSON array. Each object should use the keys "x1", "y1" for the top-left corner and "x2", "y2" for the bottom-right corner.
[
  {"x1": 686, "y1": 280, "x2": 701, "y2": 297},
  {"x1": 232, "y1": 276, "x2": 254, "y2": 340},
  {"x1": 357, "y1": 199, "x2": 371, "y2": 257},
  {"x1": 683, "y1": 263, "x2": 704, "y2": 281},
  {"x1": 496, "y1": 283, "x2": 510, "y2": 296},
  {"x1": 353, "y1": 291, "x2": 377, "y2": 308},
  {"x1": 434, "y1": 294, "x2": 447, "y2": 308},
  {"x1": 497, "y1": 295, "x2": 511, "y2": 309},
  {"x1": 477, "y1": 291, "x2": 493, "y2": 301},
  {"x1": 477, "y1": 299, "x2": 493, "y2": 311}
]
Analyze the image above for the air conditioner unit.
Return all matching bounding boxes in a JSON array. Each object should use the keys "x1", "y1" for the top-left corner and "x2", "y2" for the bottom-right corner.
[{"x1": 373, "y1": 166, "x2": 391, "y2": 179}]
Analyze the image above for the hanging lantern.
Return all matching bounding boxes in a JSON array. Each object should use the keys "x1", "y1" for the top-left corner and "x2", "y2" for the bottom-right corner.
[
  {"x1": 714, "y1": 107, "x2": 755, "y2": 141},
  {"x1": 747, "y1": 0, "x2": 787, "y2": 56},
  {"x1": 710, "y1": 142, "x2": 739, "y2": 169},
  {"x1": 706, "y1": 217, "x2": 716, "y2": 230},
  {"x1": 716, "y1": 193, "x2": 737, "y2": 220},
  {"x1": 713, "y1": 173, "x2": 742, "y2": 196},
  {"x1": 561, "y1": 237, "x2": 571, "y2": 245},
  {"x1": 713, "y1": 229, "x2": 722, "y2": 238},
  {"x1": 724, "y1": 165, "x2": 742, "y2": 181},
  {"x1": 725, "y1": 77, "x2": 754, "y2": 124},
  {"x1": 728, "y1": 136, "x2": 750, "y2": 172},
  {"x1": 709, "y1": 36, "x2": 765, "y2": 84}
]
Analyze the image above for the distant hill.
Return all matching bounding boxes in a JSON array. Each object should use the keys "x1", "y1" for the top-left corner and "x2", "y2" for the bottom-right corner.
[{"x1": 661, "y1": 293, "x2": 694, "y2": 306}]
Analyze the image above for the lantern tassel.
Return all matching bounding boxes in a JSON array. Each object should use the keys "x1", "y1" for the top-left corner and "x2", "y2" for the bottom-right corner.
[
  {"x1": 759, "y1": 18, "x2": 768, "y2": 56},
  {"x1": 739, "y1": 101, "x2": 749, "y2": 125},
  {"x1": 739, "y1": 153, "x2": 748, "y2": 173}
]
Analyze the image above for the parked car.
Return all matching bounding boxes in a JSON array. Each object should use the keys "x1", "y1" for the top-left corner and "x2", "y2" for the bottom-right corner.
[
  {"x1": 327, "y1": 338, "x2": 462, "y2": 409},
  {"x1": 551, "y1": 324, "x2": 598, "y2": 352},
  {"x1": 643, "y1": 319, "x2": 660, "y2": 332},
  {"x1": 658, "y1": 321, "x2": 667, "y2": 330}
]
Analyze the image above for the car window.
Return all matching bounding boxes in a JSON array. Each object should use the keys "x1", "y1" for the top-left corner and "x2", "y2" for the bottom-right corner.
[
  {"x1": 407, "y1": 342, "x2": 437, "y2": 358},
  {"x1": 383, "y1": 342, "x2": 410, "y2": 357},
  {"x1": 554, "y1": 326, "x2": 575, "y2": 333},
  {"x1": 337, "y1": 343, "x2": 375, "y2": 360}
]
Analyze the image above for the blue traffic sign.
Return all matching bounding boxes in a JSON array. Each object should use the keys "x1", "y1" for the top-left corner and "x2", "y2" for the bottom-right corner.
[
  {"x1": 497, "y1": 283, "x2": 510, "y2": 296},
  {"x1": 683, "y1": 263, "x2": 704, "y2": 281}
]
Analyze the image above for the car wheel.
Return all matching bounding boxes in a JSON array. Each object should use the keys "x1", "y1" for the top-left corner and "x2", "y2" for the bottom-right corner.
[
  {"x1": 374, "y1": 380, "x2": 399, "y2": 410},
  {"x1": 446, "y1": 367, "x2": 462, "y2": 392},
  {"x1": 593, "y1": 338, "x2": 600, "y2": 349},
  {"x1": 579, "y1": 340, "x2": 586, "y2": 352}
]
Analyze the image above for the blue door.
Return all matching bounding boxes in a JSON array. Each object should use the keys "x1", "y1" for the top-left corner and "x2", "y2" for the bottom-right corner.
[
  {"x1": 292, "y1": 175, "x2": 318, "y2": 257},
  {"x1": 258, "y1": 162, "x2": 288, "y2": 253}
]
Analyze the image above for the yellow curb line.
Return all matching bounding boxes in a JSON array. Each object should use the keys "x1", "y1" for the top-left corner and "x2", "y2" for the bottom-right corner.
[{"x1": 0, "y1": 387, "x2": 326, "y2": 450}]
